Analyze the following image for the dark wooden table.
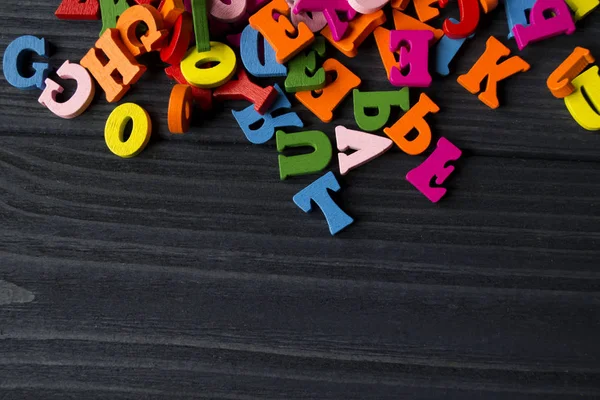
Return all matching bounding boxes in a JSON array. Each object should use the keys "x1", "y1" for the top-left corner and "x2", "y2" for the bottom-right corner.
[{"x1": 1, "y1": 1, "x2": 599, "y2": 399}]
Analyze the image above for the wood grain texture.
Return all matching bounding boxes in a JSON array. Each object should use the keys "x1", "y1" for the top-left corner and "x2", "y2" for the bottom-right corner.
[{"x1": 0, "y1": 1, "x2": 599, "y2": 398}]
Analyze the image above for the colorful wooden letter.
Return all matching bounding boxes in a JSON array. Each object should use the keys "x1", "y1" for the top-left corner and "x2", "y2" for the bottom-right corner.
[
  {"x1": 413, "y1": 0, "x2": 441, "y2": 22},
  {"x1": 564, "y1": 66, "x2": 600, "y2": 130},
  {"x1": 293, "y1": 0, "x2": 357, "y2": 42},
  {"x1": 565, "y1": 0, "x2": 599, "y2": 19},
  {"x1": 38, "y1": 61, "x2": 95, "y2": 119},
  {"x1": 104, "y1": 103, "x2": 152, "y2": 158},
  {"x1": 277, "y1": 130, "x2": 333, "y2": 179},
  {"x1": 295, "y1": 59, "x2": 361, "y2": 123},
  {"x1": 336, "y1": 126, "x2": 393, "y2": 175},
  {"x1": 160, "y1": 12, "x2": 193, "y2": 64},
  {"x1": 293, "y1": 171, "x2": 354, "y2": 235},
  {"x1": 81, "y1": 29, "x2": 146, "y2": 102},
  {"x1": 383, "y1": 93, "x2": 439, "y2": 155},
  {"x1": 374, "y1": 27, "x2": 397, "y2": 79},
  {"x1": 213, "y1": 68, "x2": 278, "y2": 114},
  {"x1": 392, "y1": 10, "x2": 444, "y2": 42},
  {"x1": 55, "y1": 0, "x2": 100, "y2": 20},
  {"x1": 389, "y1": 30, "x2": 434, "y2": 87},
  {"x1": 285, "y1": 37, "x2": 327, "y2": 93},
  {"x1": 438, "y1": 0, "x2": 480, "y2": 39},
  {"x1": 168, "y1": 84, "x2": 193, "y2": 134},
  {"x1": 180, "y1": 41, "x2": 237, "y2": 88},
  {"x1": 286, "y1": 0, "x2": 327, "y2": 32},
  {"x1": 232, "y1": 84, "x2": 303, "y2": 144},
  {"x1": 434, "y1": 18, "x2": 473, "y2": 76},
  {"x1": 158, "y1": 0, "x2": 186, "y2": 29},
  {"x1": 248, "y1": 0, "x2": 314, "y2": 64},
  {"x1": 504, "y1": 0, "x2": 536, "y2": 39},
  {"x1": 406, "y1": 137, "x2": 462, "y2": 203},
  {"x1": 116, "y1": 5, "x2": 169, "y2": 56},
  {"x1": 240, "y1": 25, "x2": 287, "y2": 78},
  {"x1": 209, "y1": 0, "x2": 247, "y2": 22},
  {"x1": 512, "y1": 0, "x2": 576, "y2": 50},
  {"x1": 353, "y1": 88, "x2": 410, "y2": 132},
  {"x1": 322, "y1": 10, "x2": 386, "y2": 58},
  {"x1": 348, "y1": 0, "x2": 389, "y2": 13},
  {"x1": 2, "y1": 35, "x2": 50, "y2": 90},
  {"x1": 99, "y1": 0, "x2": 130, "y2": 36},
  {"x1": 457, "y1": 36, "x2": 530, "y2": 109},
  {"x1": 165, "y1": 65, "x2": 213, "y2": 110},
  {"x1": 547, "y1": 47, "x2": 595, "y2": 98}
]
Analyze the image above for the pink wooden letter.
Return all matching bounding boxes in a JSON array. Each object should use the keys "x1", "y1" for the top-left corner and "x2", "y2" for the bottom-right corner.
[
  {"x1": 209, "y1": 0, "x2": 247, "y2": 22},
  {"x1": 348, "y1": 0, "x2": 389, "y2": 14},
  {"x1": 512, "y1": 0, "x2": 576, "y2": 50},
  {"x1": 38, "y1": 60, "x2": 95, "y2": 119},
  {"x1": 405, "y1": 137, "x2": 462, "y2": 203},
  {"x1": 390, "y1": 30, "x2": 434, "y2": 88},
  {"x1": 293, "y1": 0, "x2": 357, "y2": 41},
  {"x1": 286, "y1": 0, "x2": 327, "y2": 32},
  {"x1": 335, "y1": 126, "x2": 393, "y2": 175}
]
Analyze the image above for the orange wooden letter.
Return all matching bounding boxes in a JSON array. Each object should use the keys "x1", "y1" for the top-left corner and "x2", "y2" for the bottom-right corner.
[
  {"x1": 168, "y1": 84, "x2": 193, "y2": 134},
  {"x1": 248, "y1": 0, "x2": 314, "y2": 64},
  {"x1": 158, "y1": 0, "x2": 185, "y2": 28},
  {"x1": 392, "y1": 10, "x2": 444, "y2": 43},
  {"x1": 81, "y1": 28, "x2": 146, "y2": 102},
  {"x1": 321, "y1": 10, "x2": 386, "y2": 58},
  {"x1": 391, "y1": 0, "x2": 412, "y2": 10},
  {"x1": 295, "y1": 59, "x2": 361, "y2": 123},
  {"x1": 547, "y1": 47, "x2": 595, "y2": 98},
  {"x1": 413, "y1": 0, "x2": 441, "y2": 22},
  {"x1": 383, "y1": 93, "x2": 439, "y2": 155},
  {"x1": 116, "y1": 4, "x2": 168, "y2": 56},
  {"x1": 374, "y1": 27, "x2": 397, "y2": 80},
  {"x1": 457, "y1": 36, "x2": 530, "y2": 109}
]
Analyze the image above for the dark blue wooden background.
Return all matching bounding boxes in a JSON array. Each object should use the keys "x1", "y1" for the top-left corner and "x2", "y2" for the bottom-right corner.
[{"x1": 0, "y1": 1, "x2": 599, "y2": 398}]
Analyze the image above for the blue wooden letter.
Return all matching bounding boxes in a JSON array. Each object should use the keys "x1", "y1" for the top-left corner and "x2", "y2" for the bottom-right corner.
[
  {"x1": 434, "y1": 19, "x2": 473, "y2": 76},
  {"x1": 232, "y1": 84, "x2": 303, "y2": 144},
  {"x1": 240, "y1": 24, "x2": 287, "y2": 78},
  {"x1": 2, "y1": 35, "x2": 50, "y2": 90},
  {"x1": 293, "y1": 171, "x2": 354, "y2": 236},
  {"x1": 505, "y1": 0, "x2": 536, "y2": 38}
]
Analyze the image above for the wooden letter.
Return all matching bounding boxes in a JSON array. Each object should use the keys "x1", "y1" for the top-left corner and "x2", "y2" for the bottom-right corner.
[
  {"x1": 2, "y1": 35, "x2": 50, "y2": 90},
  {"x1": 457, "y1": 36, "x2": 530, "y2": 109},
  {"x1": 104, "y1": 103, "x2": 152, "y2": 158},
  {"x1": 406, "y1": 137, "x2": 462, "y2": 203},
  {"x1": 295, "y1": 59, "x2": 361, "y2": 123},
  {"x1": 547, "y1": 47, "x2": 594, "y2": 98},
  {"x1": 277, "y1": 130, "x2": 333, "y2": 180},
  {"x1": 293, "y1": 171, "x2": 354, "y2": 235},
  {"x1": 180, "y1": 41, "x2": 237, "y2": 88},
  {"x1": 383, "y1": 93, "x2": 439, "y2": 155},
  {"x1": 81, "y1": 29, "x2": 146, "y2": 102},
  {"x1": 564, "y1": 66, "x2": 600, "y2": 131},
  {"x1": 248, "y1": 0, "x2": 314, "y2": 64},
  {"x1": 38, "y1": 61, "x2": 95, "y2": 119}
]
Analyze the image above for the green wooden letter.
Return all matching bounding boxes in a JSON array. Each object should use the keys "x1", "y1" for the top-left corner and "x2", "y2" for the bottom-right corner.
[
  {"x1": 284, "y1": 37, "x2": 327, "y2": 93},
  {"x1": 99, "y1": 0, "x2": 129, "y2": 36},
  {"x1": 353, "y1": 88, "x2": 410, "y2": 132},
  {"x1": 276, "y1": 130, "x2": 332, "y2": 180}
]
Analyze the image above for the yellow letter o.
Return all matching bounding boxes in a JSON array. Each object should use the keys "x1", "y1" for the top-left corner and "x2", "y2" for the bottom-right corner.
[
  {"x1": 105, "y1": 103, "x2": 152, "y2": 158},
  {"x1": 180, "y1": 41, "x2": 237, "y2": 89}
]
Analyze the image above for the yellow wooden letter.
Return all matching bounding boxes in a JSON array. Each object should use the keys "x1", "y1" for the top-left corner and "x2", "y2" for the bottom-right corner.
[
  {"x1": 180, "y1": 41, "x2": 237, "y2": 88},
  {"x1": 105, "y1": 103, "x2": 152, "y2": 158},
  {"x1": 565, "y1": 0, "x2": 599, "y2": 19},
  {"x1": 564, "y1": 66, "x2": 600, "y2": 131}
]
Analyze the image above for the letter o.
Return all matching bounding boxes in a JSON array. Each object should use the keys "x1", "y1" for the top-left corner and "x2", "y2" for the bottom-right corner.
[
  {"x1": 180, "y1": 41, "x2": 237, "y2": 88},
  {"x1": 105, "y1": 103, "x2": 152, "y2": 158}
]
